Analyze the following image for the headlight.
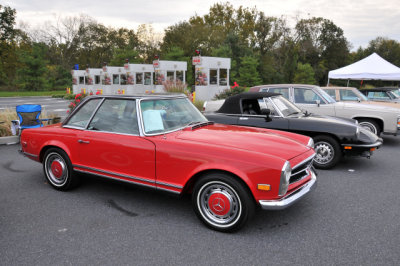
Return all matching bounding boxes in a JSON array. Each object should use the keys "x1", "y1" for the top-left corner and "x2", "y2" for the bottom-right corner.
[
  {"x1": 278, "y1": 161, "x2": 292, "y2": 196},
  {"x1": 307, "y1": 138, "x2": 314, "y2": 149}
]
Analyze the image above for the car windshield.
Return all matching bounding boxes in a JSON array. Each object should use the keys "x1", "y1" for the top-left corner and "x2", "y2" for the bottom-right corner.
[
  {"x1": 269, "y1": 95, "x2": 303, "y2": 117},
  {"x1": 392, "y1": 89, "x2": 400, "y2": 98},
  {"x1": 140, "y1": 97, "x2": 207, "y2": 135},
  {"x1": 388, "y1": 90, "x2": 400, "y2": 99},
  {"x1": 315, "y1": 87, "x2": 336, "y2": 103}
]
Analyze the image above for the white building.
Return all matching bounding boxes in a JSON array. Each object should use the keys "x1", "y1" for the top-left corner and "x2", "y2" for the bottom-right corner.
[{"x1": 192, "y1": 56, "x2": 231, "y2": 101}]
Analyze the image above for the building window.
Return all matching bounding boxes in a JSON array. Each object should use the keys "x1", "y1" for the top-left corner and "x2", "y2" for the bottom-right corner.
[
  {"x1": 210, "y1": 69, "x2": 218, "y2": 85},
  {"x1": 219, "y1": 69, "x2": 227, "y2": 85},
  {"x1": 113, "y1": 74, "x2": 120, "y2": 85},
  {"x1": 84, "y1": 76, "x2": 88, "y2": 85},
  {"x1": 136, "y1": 73, "x2": 143, "y2": 84},
  {"x1": 144, "y1": 72, "x2": 152, "y2": 85},
  {"x1": 120, "y1": 74, "x2": 127, "y2": 85},
  {"x1": 176, "y1": 71, "x2": 184, "y2": 82},
  {"x1": 95, "y1": 75, "x2": 100, "y2": 84},
  {"x1": 79, "y1": 76, "x2": 84, "y2": 84},
  {"x1": 167, "y1": 71, "x2": 174, "y2": 81}
]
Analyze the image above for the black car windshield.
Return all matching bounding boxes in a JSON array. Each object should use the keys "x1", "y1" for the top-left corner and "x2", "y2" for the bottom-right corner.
[
  {"x1": 269, "y1": 96, "x2": 303, "y2": 117},
  {"x1": 140, "y1": 97, "x2": 207, "y2": 135}
]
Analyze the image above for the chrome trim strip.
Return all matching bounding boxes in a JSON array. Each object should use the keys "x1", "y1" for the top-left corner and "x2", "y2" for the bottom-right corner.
[
  {"x1": 292, "y1": 153, "x2": 315, "y2": 170},
  {"x1": 155, "y1": 181, "x2": 183, "y2": 189},
  {"x1": 73, "y1": 164, "x2": 155, "y2": 184},
  {"x1": 259, "y1": 170, "x2": 317, "y2": 210},
  {"x1": 341, "y1": 140, "x2": 383, "y2": 148},
  {"x1": 22, "y1": 151, "x2": 38, "y2": 158},
  {"x1": 74, "y1": 169, "x2": 156, "y2": 190},
  {"x1": 156, "y1": 186, "x2": 181, "y2": 194}
]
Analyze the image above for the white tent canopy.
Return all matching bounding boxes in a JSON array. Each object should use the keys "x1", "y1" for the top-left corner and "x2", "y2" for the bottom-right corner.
[{"x1": 327, "y1": 53, "x2": 400, "y2": 85}]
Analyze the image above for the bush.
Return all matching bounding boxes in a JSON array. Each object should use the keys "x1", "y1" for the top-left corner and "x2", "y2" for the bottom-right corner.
[
  {"x1": 163, "y1": 80, "x2": 188, "y2": 94},
  {"x1": 214, "y1": 86, "x2": 246, "y2": 100},
  {"x1": 68, "y1": 93, "x2": 87, "y2": 113}
]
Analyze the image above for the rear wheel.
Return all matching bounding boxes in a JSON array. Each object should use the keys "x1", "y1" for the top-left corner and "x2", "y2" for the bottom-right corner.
[
  {"x1": 43, "y1": 148, "x2": 80, "y2": 191},
  {"x1": 192, "y1": 173, "x2": 255, "y2": 232},
  {"x1": 313, "y1": 135, "x2": 342, "y2": 169},
  {"x1": 357, "y1": 119, "x2": 380, "y2": 136}
]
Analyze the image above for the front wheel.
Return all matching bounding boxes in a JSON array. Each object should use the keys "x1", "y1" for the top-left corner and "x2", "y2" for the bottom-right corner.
[
  {"x1": 192, "y1": 173, "x2": 255, "y2": 232},
  {"x1": 313, "y1": 135, "x2": 342, "y2": 169},
  {"x1": 357, "y1": 119, "x2": 381, "y2": 136},
  {"x1": 43, "y1": 148, "x2": 80, "y2": 191}
]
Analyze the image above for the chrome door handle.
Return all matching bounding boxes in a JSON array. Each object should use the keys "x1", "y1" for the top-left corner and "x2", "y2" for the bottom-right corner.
[
  {"x1": 239, "y1": 117, "x2": 249, "y2": 120},
  {"x1": 78, "y1": 139, "x2": 90, "y2": 144}
]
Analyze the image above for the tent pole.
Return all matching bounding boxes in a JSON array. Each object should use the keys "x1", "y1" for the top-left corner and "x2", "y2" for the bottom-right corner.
[{"x1": 346, "y1": 79, "x2": 349, "y2": 87}]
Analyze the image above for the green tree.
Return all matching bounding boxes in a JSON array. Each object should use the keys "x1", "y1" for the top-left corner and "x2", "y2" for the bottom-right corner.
[
  {"x1": 237, "y1": 56, "x2": 262, "y2": 87},
  {"x1": 110, "y1": 49, "x2": 140, "y2": 66},
  {"x1": 17, "y1": 43, "x2": 49, "y2": 91},
  {"x1": 293, "y1": 62, "x2": 316, "y2": 84}
]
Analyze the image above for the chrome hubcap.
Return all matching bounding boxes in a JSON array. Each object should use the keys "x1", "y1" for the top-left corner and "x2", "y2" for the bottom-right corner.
[
  {"x1": 359, "y1": 122, "x2": 377, "y2": 135},
  {"x1": 314, "y1": 141, "x2": 334, "y2": 164},
  {"x1": 45, "y1": 152, "x2": 68, "y2": 186},
  {"x1": 197, "y1": 181, "x2": 241, "y2": 227}
]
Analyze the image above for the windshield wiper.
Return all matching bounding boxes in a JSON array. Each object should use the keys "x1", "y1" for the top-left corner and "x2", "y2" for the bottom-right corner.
[{"x1": 186, "y1": 121, "x2": 214, "y2": 130}]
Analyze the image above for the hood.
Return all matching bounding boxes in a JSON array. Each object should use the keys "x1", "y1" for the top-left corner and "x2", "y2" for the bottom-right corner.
[
  {"x1": 335, "y1": 101, "x2": 400, "y2": 114},
  {"x1": 176, "y1": 124, "x2": 311, "y2": 161}
]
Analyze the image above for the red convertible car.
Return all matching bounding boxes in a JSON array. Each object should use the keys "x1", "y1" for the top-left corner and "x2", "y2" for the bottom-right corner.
[{"x1": 20, "y1": 94, "x2": 317, "y2": 232}]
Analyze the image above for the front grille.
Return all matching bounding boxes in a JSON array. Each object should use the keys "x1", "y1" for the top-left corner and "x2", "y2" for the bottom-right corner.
[{"x1": 290, "y1": 156, "x2": 314, "y2": 184}]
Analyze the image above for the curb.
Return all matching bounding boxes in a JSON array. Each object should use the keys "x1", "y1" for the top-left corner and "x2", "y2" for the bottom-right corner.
[{"x1": 0, "y1": 136, "x2": 19, "y2": 145}]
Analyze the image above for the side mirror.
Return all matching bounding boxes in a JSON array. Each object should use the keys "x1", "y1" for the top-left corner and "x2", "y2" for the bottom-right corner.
[
  {"x1": 260, "y1": 108, "x2": 272, "y2": 122},
  {"x1": 356, "y1": 97, "x2": 361, "y2": 103},
  {"x1": 316, "y1": 100, "x2": 321, "y2": 107}
]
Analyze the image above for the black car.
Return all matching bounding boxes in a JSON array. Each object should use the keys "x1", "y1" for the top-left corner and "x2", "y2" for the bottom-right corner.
[
  {"x1": 359, "y1": 87, "x2": 400, "y2": 102},
  {"x1": 205, "y1": 92, "x2": 383, "y2": 169}
]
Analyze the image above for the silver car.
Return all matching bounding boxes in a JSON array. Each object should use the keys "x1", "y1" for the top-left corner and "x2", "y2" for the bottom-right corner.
[{"x1": 249, "y1": 84, "x2": 400, "y2": 136}]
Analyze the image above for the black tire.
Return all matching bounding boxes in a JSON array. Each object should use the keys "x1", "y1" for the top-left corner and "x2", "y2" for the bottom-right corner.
[
  {"x1": 313, "y1": 135, "x2": 342, "y2": 170},
  {"x1": 357, "y1": 119, "x2": 381, "y2": 136},
  {"x1": 192, "y1": 173, "x2": 255, "y2": 232},
  {"x1": 43, "y1": 148, "x2": 80, "y2": 191}
]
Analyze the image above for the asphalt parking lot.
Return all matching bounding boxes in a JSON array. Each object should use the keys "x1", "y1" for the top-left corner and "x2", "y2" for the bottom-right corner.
[{"x1": 1, "y1": 135, "x2": 400, "y2": 265}]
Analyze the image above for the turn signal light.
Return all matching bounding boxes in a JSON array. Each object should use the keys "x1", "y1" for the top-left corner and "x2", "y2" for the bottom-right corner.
[
  {"x1": 344, "y1": 146, "x2": 352, "y2": 150},
  {"x1": 258, "y1": 184, "x2": 271, "y2": 191},
  {"x1": 370, "y1": 148, "x2": 376, "y2": 151}
]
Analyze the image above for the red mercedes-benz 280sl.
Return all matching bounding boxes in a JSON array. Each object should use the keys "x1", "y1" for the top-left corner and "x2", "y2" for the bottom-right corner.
[{"x1": 20, "y1": 94, "x2": 317, "y2": 232}]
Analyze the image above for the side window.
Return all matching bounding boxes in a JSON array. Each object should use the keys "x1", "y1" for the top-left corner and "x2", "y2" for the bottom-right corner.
[
  {"x1": 66, "y1": 99, "x2": 102, "y2": 128},
  {"x1": 242, "y1": 99, "x2": 261, "y2": 115},
  {"x1": 268, "y1": 88, "x2": 289, "y2": 100},
  {"x1": 294, "y1": 88, "x2": 325, "y2": 104},
  {"x1": 113, "y1": 74, "x2": 120, "y2": 85},
  {"x1": 368, "y1": 91, "x2": 390, "y2": 99},
  {"x1": 259, "y1": 99, "x2": 278, "y2": 116},
  {"x1": 88, "y1": 99, "x2": 139, "y2": 135},
  {"x1": 324, "y1": 89, "x2": 336, "y2": 99},
  {"x1": 120, "y1": 74, "x2": 127, "y2": 85},
  {"x1": 339, "y1": 89, "x2": 359, "y2": 101},
  {"x1": 136, "y1": 73, "x2": 143, "y2": 85}
]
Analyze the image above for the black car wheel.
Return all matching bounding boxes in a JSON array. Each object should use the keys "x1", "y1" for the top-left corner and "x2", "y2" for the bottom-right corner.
[
  {"x1": 313, "y1": 135, "x2": 342, "y2": 169},
  {"x1": 43, "y1": 148, "x2": 80, "y2": 191},
  {"x1": 357, "y1": 119, "x2": 381, "y2": 136},
  {"x1": 192, "y1": 173, "x2": 255, "y2": 232}
]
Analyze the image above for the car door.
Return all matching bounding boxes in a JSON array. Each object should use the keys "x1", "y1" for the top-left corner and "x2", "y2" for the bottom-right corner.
[
  {"x1": 237, "y1": 98, "x2": 289, "y2": 130},
  {"x1": 72, "y1": 98, "x2": 156, "y2": 185},
  {"x1": 292, "y1": 87, "x2": 336, "y2": 116}
]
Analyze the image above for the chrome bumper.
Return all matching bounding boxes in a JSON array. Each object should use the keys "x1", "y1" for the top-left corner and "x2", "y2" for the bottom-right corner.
[{"x1": 259, "y1": 170, "x2": 317, "y2": 210}]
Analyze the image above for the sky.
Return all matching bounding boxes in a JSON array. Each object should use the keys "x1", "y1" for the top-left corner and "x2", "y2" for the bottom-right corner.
[{"x1": 4, "y1": 0, "x2": 400, "y2": 50}]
